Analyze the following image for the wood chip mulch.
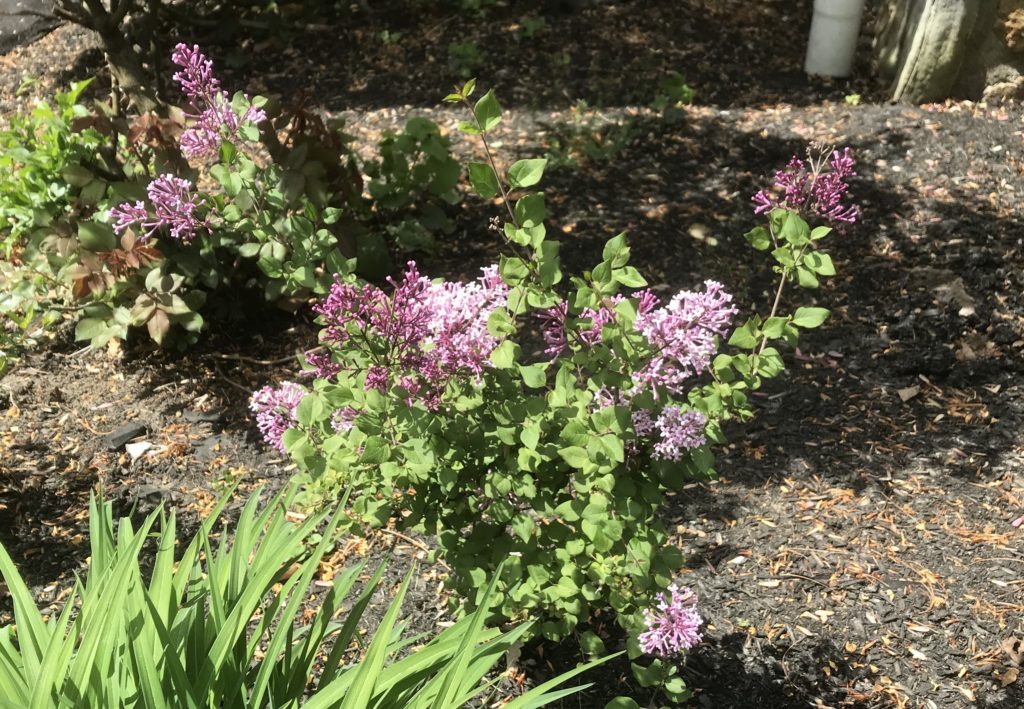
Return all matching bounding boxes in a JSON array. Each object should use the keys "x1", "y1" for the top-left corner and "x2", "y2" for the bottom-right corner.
[{"x1": 2, "y1": 1, "x2": 1023, "y2": 707}]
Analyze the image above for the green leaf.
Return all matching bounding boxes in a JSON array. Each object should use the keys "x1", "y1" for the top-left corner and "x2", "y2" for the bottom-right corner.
[
  {"x1": 358, "y1": 436, "x2": 391, "y2": 464},
  {"x1": 795, "y1": 265, "x2": 819, "y2": 288},
  {"x1": 487, "y1": 308, "x2": 515, "y2": 337},
  {"x1": 336, "y1": 568, "x2": 415, "y2": 709},
  {"x1": 756, "y1": 346, "x2": 785, "y2": 378},
  {"x1": 803, "y1": 251, "x2": 836, "y2": 276},
  {"x1": 605, "y1": 698, "x2": 641, "y2": 709},
  {"x1": 810, "y1": 225, "x2": 832, "y2": 240},
  {"x1": 61, "y1": 164, "x2": 94, "y2": 187},
  {"x1": 559, "y1": 446, "x2": 590, "y2": 469},
  {"x1": 554, "y1": 499, "x2": 585, "y2": 522},
  {"x1": 779, "y1": 210, "x2": 810, "y2": 246},
  {"x1": 520, "y1": 425, "x2": 540, "y2": 450},
  {"x1": 507, "y1": 159, "x2": 547, "y2": 189},
  {"x1": 727, "y1": 321, "x2": 758, "y2": 349},
  {"x1": 78, "y1": 221, "x2": 116, "y2": 252},
  {"x1": 771, "y1": 245, "x2": 796, "y2": 268},
  {"x1": 601, "y1": 233, "x2": 628, "y2": 265},
  {"x1": 490, "y1": 340, "x2": 519, "y2": 369},
  {"x1": 761, "y1": 316, "x2": 789, "y2": 339},
  {"x1": 744, "y1": 225, "x2": 771, "y2": 251},
  {"x1": 579, "y1": 631, "x2": 606, "y2": 657},
  {"x1": 518, "y1": 363, "x2": 547, "y2": 388},
  {"x1": 581, "y1": 519, "x2": 614, "y2": 552},
  {"x1": 791, "y1": 306, "x2": 829, "y2": 328},
  {"x1": 499, "y1": 256, "x2": 530, "y2": 285},
  {"x1": 210, "y1": 164, "x2": 243, "y2": 197},
  {"x1": 662, "y1": 675, "x2": 691, "y2": 701},
  {"x1": 631, "y1": 661, "x2": 665, "y2": 688},
  {"x1": 613, "y1": 266, "x2": 647, "y2": 288},
  {"x1": 511, "y1": 515, "x2": 535, "y2": 543},
  {"x1": 474, "y1": 90, "x2": 502, "y2": 132},
  {"x1": 468, "y1": 162, "x2": 500, "y2": 199},
  {"x1": 514, "y1": 193, "x2": 546, "y2": 227}
]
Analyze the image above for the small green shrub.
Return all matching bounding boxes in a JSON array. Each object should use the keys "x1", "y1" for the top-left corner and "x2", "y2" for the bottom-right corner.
[
  {"x1": 543, "y1": 100, "x2": 640, "y2": 168},
  {"x1": 363, "y1": 117, "x2": 461, "y2": 257},
  {"x1": 0, "y1": 486, "x2": 616, "y2": 707},
  {"x1": 0, "y1": 79, "x2": 113, "y2": 365},
  {"x1": 1, "y1": 45, "x2": 462, "y2": 351},
  {"x1": 253, "y1": 85, "x2": 857, "y2": 701},
  {"x1": 448, "y1": 41, "x2": 484, "y2": 79},
  {"x1": 651, "y1": 71, "x2": 694, "y2": 121}
]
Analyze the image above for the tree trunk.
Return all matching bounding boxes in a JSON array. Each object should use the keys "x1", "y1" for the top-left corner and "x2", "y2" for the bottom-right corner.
[
  {"x1": 100, "y1": 28, "x2": 162, "y2": 115},
  {"x1": 52, "y1": 1, "x2": 164, "y2": 115},
  {"x1": 875, "y1": 0, "x2": 1024, "y2": 102}
]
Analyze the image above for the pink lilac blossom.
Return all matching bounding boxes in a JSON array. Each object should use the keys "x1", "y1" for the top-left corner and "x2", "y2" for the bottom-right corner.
[
  {"x1": 578, "y1": 295, "x2": 624, "y2": 346},
  {"x1": 171, "y1": 43, "x2": 266, "y2": 159},
  {"x1": 638, "y1": 584, "x2": 704, "y2": 657},
  {"x1": 632, "y1": 408, "x2": 656, "y2": 438},
  {"x1": 304, "y1": 349, "x2": 342, "y2": 381},
  {"x1": 108, "y1": 174, "x2": 208, "y2": 242},
  {"x1": 538, "y1": 301, "x2": 569, "y2": 357},
  {"x1": 634, "y1": 280, "x2": 737, "y2": 395},
  {"x1": 171, "y1": 43, "x2": 221, "y2": 101},
  {"x1": 331, "y1": 406, "x2": 360, "y2": 433},
  {"x1": 541, "y1": 291, "x2": 654, "y2": 358},
  {"x1": 313, "y1": 262, "x2": 507, "y2": 407},
  {"x1": 752, "y1": 145, "x2": 859, "y2": 225},
  {"x1": 249, "y1": 381, "x2": 305, "y2": 453},
  {"x1": 652, "y1": 406, "x2": 706, "y2": 461},
  {"x1": 420, "y1": 265, "x2": 508, "y2": 379}
]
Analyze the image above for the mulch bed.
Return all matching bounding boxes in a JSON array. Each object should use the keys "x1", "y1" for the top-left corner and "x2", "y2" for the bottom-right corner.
[{"x1": 2, "y1": 1, "x2": 1024, "y2": 707}]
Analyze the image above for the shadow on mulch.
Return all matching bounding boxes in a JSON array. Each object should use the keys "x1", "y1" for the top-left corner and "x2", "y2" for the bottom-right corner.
[
  {"x1": 0, "y1": 470, "x2": 93, "y2": 593},
  {"x1": 13, "y1": 0, "x2": 881, "y2": 116},
  {"x1": 111, "y1": 0, "x2": 880, "y2": 113}
]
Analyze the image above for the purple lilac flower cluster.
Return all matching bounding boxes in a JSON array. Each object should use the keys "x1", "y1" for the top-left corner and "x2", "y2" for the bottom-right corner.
[
  {"x1": 539, "y1": 299, "x2": 617, "y2": 357},
  {"x1": 312, "y1": 262, "x2": 508, "y2": 408},
  {"x1": 541, "y1": 291, "x2": 662, "y2": 358},
  {"x1": 652, "y1": 406, "x2": 707, "y2": 461},
  {"x1": 541, "y1": 283, "x2": 735, "y2": 397},
  {"x1": 638, "y1": 584, "x2": 704, "y2": 657},
  {"x1": 109, "y1": 174, "x2": 209, "y2": 242},
  {"x1": 331, "y1": 406, "x2": 360, "y2": 433},
  {"x1": 634, "y1": 281, "x2": 737, "y2": 395},
  {"x1": 171, "y1": 43, "x2": 266, "y2": 159},
  {"x1": 593, "y1": 388, "x2": 705, "y2": 460},
  {"x1": 249, "y1": 381, "x2": 305, "y2": 453},
  {"x1": 752, "y1": 145, "x2": 859, "y2": 225}
]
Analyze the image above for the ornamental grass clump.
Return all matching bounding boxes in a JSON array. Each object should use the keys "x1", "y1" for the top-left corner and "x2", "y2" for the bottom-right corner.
[
  {"x1": 252, "y1": 81, "x2": 856, "y2": 703},
  {"x1": 0, "y1": 486, "x2": 614, "y2": 708}
]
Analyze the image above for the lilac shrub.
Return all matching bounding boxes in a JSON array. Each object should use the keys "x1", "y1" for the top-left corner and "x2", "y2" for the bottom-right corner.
[
  {"x1": 73, "y1": 43, "x2": 459, "y2": 349},
  {"x1": 254, "y1": 81, "x2": 854, "y2": 702}
]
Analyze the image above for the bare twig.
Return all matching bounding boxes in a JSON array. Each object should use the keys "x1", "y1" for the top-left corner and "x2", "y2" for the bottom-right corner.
[
  {"x1": 375, "y1": 528, "x2": 449, "y2": 569},
  {"x1": 209, "y1": 349, "x2": 315, "y2": 367}
]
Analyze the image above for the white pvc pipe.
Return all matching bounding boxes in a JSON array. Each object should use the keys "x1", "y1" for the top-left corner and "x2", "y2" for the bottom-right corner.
[{"x1": 804, "y1": 0, "x2": 867, "y2": 77}]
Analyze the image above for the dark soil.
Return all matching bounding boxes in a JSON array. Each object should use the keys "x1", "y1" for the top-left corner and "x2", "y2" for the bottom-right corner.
[{"x1": 2, "y1": 1, "x2": 1024, "y2": 707}]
